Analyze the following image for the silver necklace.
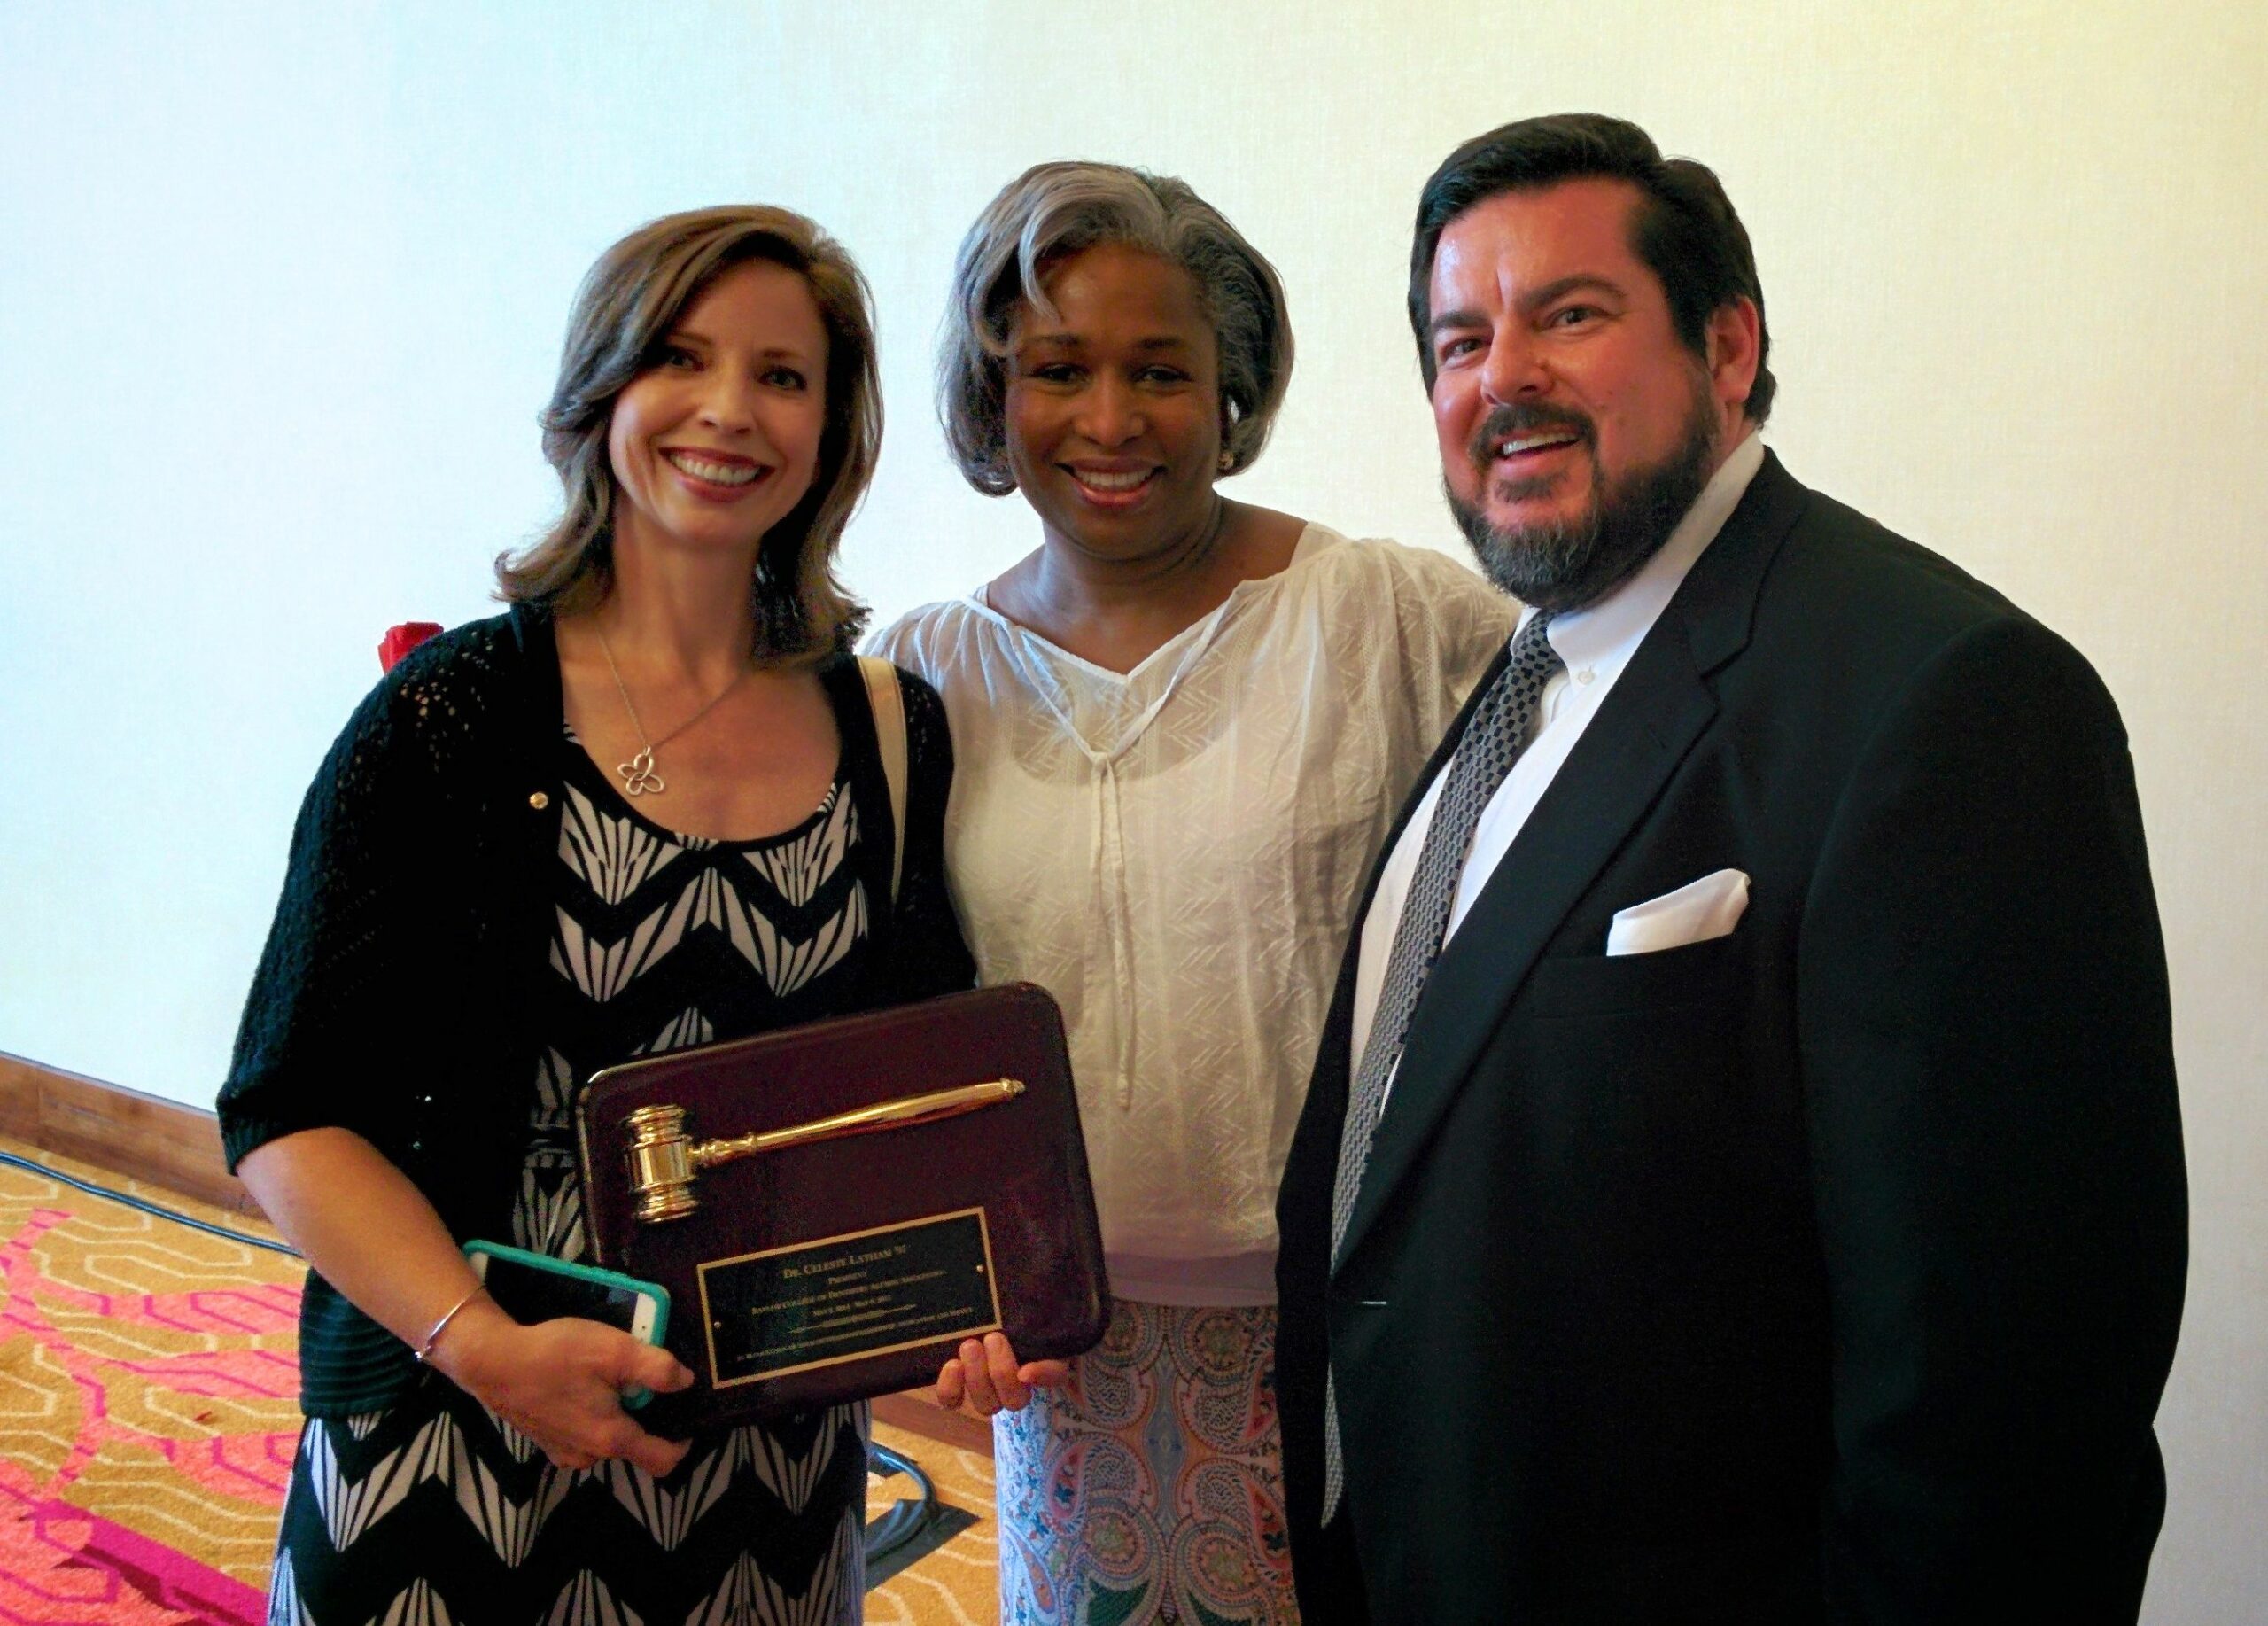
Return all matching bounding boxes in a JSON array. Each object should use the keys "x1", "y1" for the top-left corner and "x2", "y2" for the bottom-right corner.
[{"x1": 594, "y1": 627, "x2": 747, "y2": 797}]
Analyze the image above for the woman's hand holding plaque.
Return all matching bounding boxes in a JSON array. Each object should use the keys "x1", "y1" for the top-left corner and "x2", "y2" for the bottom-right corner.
[{"x1": 934, "y1": 1330, "x2": 1070, "y2": 1418}]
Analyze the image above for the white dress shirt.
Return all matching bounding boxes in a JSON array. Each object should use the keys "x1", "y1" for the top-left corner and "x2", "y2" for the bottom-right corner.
[{"x1": 1350, "y1": 433, "x2": 1766, "y2": 1093}]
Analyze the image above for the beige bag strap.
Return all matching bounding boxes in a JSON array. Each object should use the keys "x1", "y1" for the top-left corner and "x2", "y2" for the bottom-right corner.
[{"x1": 857, "y1": 656, "x2": 907, "y2": 906}]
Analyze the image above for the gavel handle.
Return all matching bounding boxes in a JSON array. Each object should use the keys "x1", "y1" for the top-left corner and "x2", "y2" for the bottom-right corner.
[{"x1": 689, "y1": 1077, "x2": 1025, "y2": 1170}]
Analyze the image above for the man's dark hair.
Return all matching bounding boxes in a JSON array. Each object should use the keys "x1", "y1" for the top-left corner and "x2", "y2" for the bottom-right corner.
[{"x1": 1409, "y1": 113, "x2": 1775, "y2": 424}]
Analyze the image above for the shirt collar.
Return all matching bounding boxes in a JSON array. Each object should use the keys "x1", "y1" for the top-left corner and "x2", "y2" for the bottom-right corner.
[{"x1": 1519, "y1": 430, "x2": 1765, "y2": 672}]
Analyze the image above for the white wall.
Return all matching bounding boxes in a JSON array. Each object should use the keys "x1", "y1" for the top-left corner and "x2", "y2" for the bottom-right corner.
[{"x1": 1, "y1": 2, "x2": 2260, "y2": 1614}]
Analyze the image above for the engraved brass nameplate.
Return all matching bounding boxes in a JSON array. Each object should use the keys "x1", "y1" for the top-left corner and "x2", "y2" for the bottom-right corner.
[{"x1": 696, "y1": 1209, "x2": 1003, "y2": 1389}]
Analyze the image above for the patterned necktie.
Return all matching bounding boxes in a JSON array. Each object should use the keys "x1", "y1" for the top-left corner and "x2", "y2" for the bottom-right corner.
[{"x1": 1320, "y1": 610, "x2": 1561, "y2": 1522}]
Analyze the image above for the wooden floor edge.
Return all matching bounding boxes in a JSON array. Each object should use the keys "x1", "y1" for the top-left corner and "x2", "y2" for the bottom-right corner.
[{"x1": 0, "y1": 1049, "x2": 260, "y2": 1218}]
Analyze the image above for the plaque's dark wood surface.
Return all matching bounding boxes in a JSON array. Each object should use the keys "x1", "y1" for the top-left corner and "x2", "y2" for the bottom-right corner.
[{"x1": 579, "y1": 984, "x2": 1106, "y2": 1433}]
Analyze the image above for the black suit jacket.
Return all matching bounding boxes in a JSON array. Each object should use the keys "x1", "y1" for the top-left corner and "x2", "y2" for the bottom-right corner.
[{"x1": 1275, "y1": 454, "x2": 2186, "y2": 1623}]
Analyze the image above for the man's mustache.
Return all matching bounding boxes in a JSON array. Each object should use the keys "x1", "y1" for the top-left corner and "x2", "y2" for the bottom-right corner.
[{"x1": 1467, "y1": 402, "x2": 1596, "y2": 469}]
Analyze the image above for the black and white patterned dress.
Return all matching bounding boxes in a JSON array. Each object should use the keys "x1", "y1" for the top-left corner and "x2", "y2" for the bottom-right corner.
[{"x1": 269, "y1": 727, "x2": 883, "y2": 1626}]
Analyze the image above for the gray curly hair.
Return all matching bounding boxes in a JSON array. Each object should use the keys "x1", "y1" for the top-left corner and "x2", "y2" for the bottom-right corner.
[{"x1": 939, "y1": 161, "x2": 1294, "y2": 496}]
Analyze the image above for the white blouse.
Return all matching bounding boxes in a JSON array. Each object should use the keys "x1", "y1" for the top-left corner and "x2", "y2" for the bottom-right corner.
[{"x1": 872, "y1": 526, "x2": 1513, "y2": 1303}]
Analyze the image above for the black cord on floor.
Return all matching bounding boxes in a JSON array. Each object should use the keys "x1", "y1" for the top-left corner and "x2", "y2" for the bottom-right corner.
[{"x1": 0, "y1": 1147, "x2": 300, "y2": 1256}]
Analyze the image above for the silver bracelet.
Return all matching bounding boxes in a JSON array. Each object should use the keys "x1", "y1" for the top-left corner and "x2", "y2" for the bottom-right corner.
[{"x1": 414, "y1": 1286, "x2": 486, "y2": 1365}]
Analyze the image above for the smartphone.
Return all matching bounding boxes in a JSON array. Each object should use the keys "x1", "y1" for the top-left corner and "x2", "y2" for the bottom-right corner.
[{"x1": 462, "y1": 1240, "x2": 671, "y2": 1409}]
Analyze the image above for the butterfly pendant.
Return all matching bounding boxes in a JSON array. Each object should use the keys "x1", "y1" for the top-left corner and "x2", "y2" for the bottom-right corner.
[{"x1": 617, "y1": 746, "x2": 664, "y2": 797}]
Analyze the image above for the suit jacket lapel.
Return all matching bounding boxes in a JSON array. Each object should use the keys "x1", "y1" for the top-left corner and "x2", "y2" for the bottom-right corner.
[{"x1": 1332, "y1": 452, "x2": 1809, "y2": 1272}]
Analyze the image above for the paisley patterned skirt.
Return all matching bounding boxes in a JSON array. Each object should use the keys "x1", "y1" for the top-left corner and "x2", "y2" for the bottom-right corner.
[{"x1": 995, "y1": 1301, "x2": 1300, "y2": 1626}]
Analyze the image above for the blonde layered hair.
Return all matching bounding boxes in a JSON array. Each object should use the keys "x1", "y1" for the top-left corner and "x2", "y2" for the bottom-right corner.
[{"x1": 498, "y1": 206, "x2": 880, "y2": 661}]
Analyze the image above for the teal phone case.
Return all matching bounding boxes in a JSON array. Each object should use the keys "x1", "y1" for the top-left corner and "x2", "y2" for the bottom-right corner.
[{"x1": 462, "y1": 1240, "x2": 672, "y2": 1409}]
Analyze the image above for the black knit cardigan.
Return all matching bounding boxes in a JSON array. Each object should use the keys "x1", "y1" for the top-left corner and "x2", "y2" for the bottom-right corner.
[{"x1": 217, "y1": 606, "x2": 975, "y2": 1415}]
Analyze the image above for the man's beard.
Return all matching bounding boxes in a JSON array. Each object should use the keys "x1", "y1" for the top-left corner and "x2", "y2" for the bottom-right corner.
[{"x1": 1446, "y1": 387, "x2": 1718, "y2": 613}]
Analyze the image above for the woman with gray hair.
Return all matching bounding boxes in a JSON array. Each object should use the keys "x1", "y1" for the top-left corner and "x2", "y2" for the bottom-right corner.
[{"x1": 872, "y1": 163, "x2": 1512, "y2": 1626}]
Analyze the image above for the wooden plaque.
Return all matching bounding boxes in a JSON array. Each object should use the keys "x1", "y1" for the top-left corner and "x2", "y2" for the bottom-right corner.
[{"x1": 577, "y1": 984, "x2": 1107, "y2": 1432}]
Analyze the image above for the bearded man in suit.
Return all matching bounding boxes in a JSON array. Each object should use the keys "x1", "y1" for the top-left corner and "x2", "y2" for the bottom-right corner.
[{"x1": 1273, "y1": 113, "x2": 2187, "y2": 1623}]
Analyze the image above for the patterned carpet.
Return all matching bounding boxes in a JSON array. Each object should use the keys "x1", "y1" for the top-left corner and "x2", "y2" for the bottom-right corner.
[{"x1": 0, "y1": 1136, "x2": 998, "y2": 1624}]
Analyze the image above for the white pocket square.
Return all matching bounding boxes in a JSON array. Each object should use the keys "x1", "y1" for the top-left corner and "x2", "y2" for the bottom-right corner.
[{"x1": 1606, "y1": 867, "x2": 1750, "y2": 956}]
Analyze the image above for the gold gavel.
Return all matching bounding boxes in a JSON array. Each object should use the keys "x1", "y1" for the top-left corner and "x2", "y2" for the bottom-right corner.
[{"x1": 620, "y1": 1078, "x2": 1026, "y2": 1224}]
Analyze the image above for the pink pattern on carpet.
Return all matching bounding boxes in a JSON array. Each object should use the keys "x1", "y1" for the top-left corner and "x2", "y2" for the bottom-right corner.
[
  {"x1": 110, "y1": 1288, "x2": 301, "y2": 1340},
  {"x1": 0, "y1": 1204, "x2": 298, "y2": 1622},
  {"x1": 0, "y1": 1487, "x2": 245, "y2": 1625},
  {"x1": 175, "y1": 1434, "x2": 298, "y2": 1504},
  {"x1": 0, "y1": 1493, "x2": 267, "y2": 1625},
  {"x1": 108, "y1": 1349, "x2": 301, "y2": 1397}
]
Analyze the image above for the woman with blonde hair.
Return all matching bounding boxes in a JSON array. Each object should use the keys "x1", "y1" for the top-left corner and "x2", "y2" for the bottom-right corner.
[
  {"x1": 221, "y1": 206, "x2": 972, "y2": 1623},
  {"x1": 877, "y1": 162, "x2": 1512, "y2": 1626}
]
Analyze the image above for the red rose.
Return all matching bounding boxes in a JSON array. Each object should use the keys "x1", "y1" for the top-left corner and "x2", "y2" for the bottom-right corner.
[{"x1": 377, "y1": 621, "x2": 445, "y2": 673}]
